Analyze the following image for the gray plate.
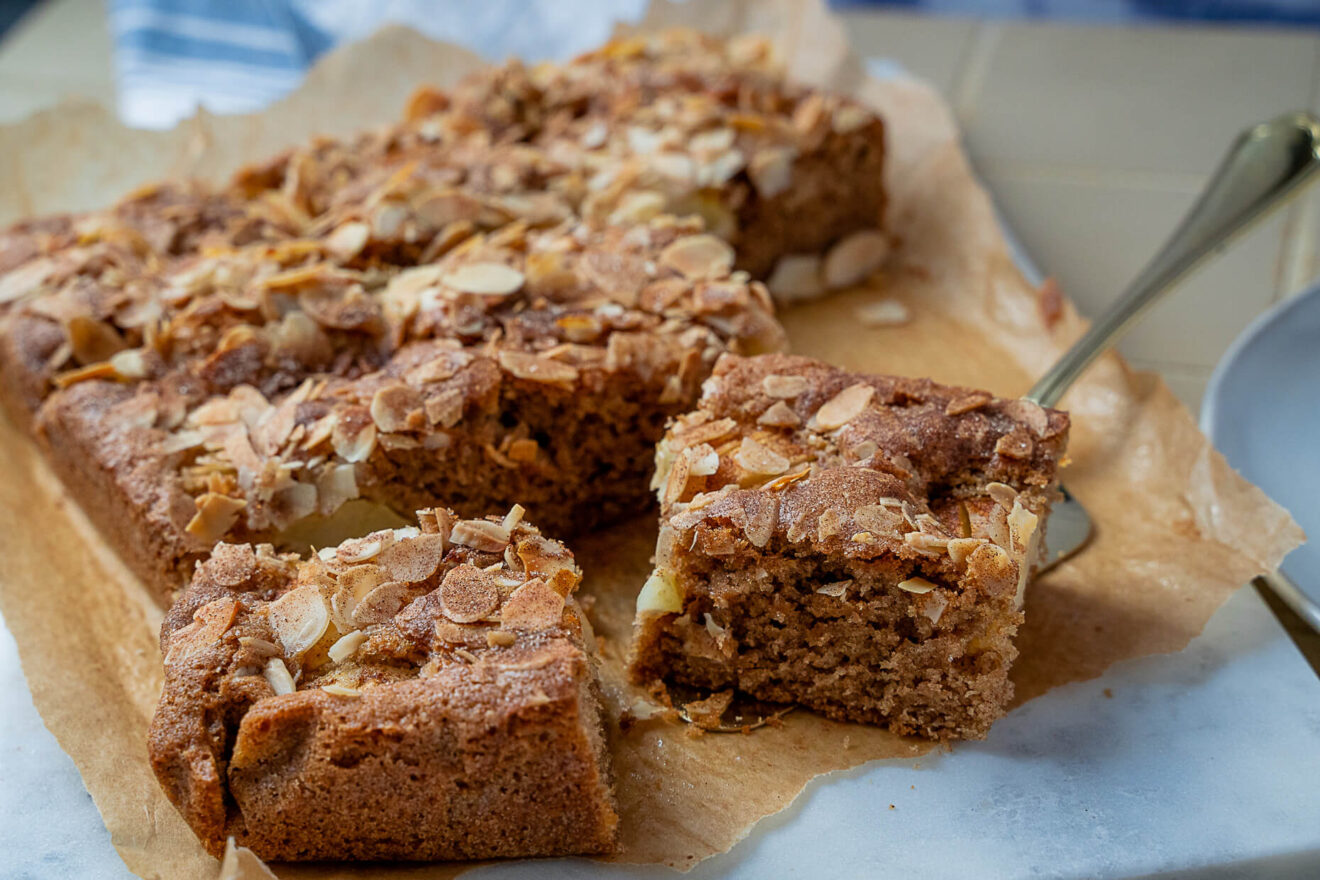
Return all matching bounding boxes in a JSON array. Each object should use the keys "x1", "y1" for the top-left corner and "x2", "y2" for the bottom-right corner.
[{"x1": 1201, "y1": 281, "x2": 1320, "y2": 603}]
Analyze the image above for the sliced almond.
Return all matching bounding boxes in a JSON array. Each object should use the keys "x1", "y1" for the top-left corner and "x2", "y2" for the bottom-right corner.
[
  {"x1": 748, "y1": 146, "x2": 796, "y2": 198},
  {"x1": 497, "y1": 350, "x2": 579, "y2": 386},
  {"x1": 810, "y1": 383, "x2": 875, "y2": 431},
  {"x1": 440, "y1": 564, "x2": 500, "y2": 623},
  {"x1": 658, "y1": 234, "x2": 735, "y2": 280},
  {"x1": 377, "y1": 533, "x2": 447, "y2": 584},
  {"x1": 443, "y1": 262, "x2": 525, "y2": 296},
  {"x1": 500, "y1": 577, "x2": 565, "y2": 631},
  {"x1": 823, "y1": 229, "x2": 889, "y2": 289},
  {"x1": 185, "y1": 493, "x2": 247, "y2": 543},
  {"x1": 324, "y1": 221, "x2": 370, "y2": 261},
  {"x1": 268, "y1": 586, "x2": 330, "y2": 656},
  {"x1": 450, "y1": 518, "x2": 511, "y2": 552},
  {"x1": 263, "y1": 658, "x2": 296, "y2": 696},
  {"x1": 351, "y1": 580, "x2": 411, "y2": 626},
  {"x1": 635, "y1": 569, "x2": 683, "y2": 616},
  {"x1": 766, "y1": 254, "x2": 824, "y2": 302},
  {"x1": 66, "y1": 315, "x2": 127, "y2": 364},
  {"x1": 896, "y1": 577, "x2": 937, "y2": 594},
  {"x1": 324, "y1": 630, "x2": 366, "y2": 663},
  {"x1": 757, "y1": 400, "x2": 801, "y2": 428},
  {"x1": 369, "y1": 383, "x2": 423, "y2": 433},
  {"x1": 986, "y1": 482, "x2": 1019, "y2": 510},
  {"x1": 734, "y1": 436, "x2": 790, "y2": 475},
  {"x1": 762, "y1": 373, "x2": 810, "y2": 399}
]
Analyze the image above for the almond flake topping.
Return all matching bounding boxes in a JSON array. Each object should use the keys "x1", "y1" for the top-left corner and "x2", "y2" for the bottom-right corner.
[
  {"x1": 815, "y1": 580, "x2": 850, "y2": 598},
  {"x1": 327, "y1": 630, "x2": 368, "y2": 663},
  {"x1": 263, "y1": 658, "x2": 296, "y2": 696},
  {"x1": 351, "y1": 580, "x2": 411, "y2": 626},
  {"x1": 823, "y1": 229, "x2": 889, "y2": 289},
  {"x1": 370, "y1": 384, "x2": 423, "y2": 433},
  {"x1": 500, "y1": 577, "x2": 565, "y2": 631},
  {"x1": 734, "y1": 436, "x2": 789, "y2": 475},
  {"x1": 758, "y1": 400, "x2": 801, "y2": 427},
  {"x1": 766, "y1": 254, "x2": 824, "y2": 302},
  {"x1": 321, "y1": 683, "x2": 362, "y2": 697},
  {"x1": 762, "y1": 373, "x2": 809, "y2": 398},
  {"x1": 896, "y1": 577, "x2": 937, "y2": 594},
  {"x1": 443, "y1": 262, "x2": 525, "y2": 296},
  {"x1": 945, "y1": 392, "x2": 992, "y2": 416},
  {"x1": 185, "y1": 493, "x2": 247, "y2": 543},
  {"x1": 268, "y1": 586, "x2": 330, "y2": 656},
  {"x1": 241, "y1": 635, "x2": 285, "y2": 657},
  {"x1": 497, "y1": 350, "x2": 580, "y2": 385},
  {"x1": 450, "y1": 518, "x2": 510, "y2": 552},
  {"x1": 439, "y1": 564, "x2": 500, "y2": 623},
  {"x1": 811, "y1": 383, "x2": 875, "y2": 431},
  {"x1": 658, "y1": 234, "x2": 735, "y2": 280},
  {"x1": 986, "y1": 482, "x2": 1019, "y2": 510},
  {"x1": 377, "y1": 533, "x2": 446, "y2": 583}
]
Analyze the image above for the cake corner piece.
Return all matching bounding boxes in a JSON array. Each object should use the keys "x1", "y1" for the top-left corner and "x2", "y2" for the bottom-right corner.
[
  {"x1": 628, "y1": 352, "x2": 1069, "y2": 740},
  {"x1": 148, "y1": 506, "x2": 618, "y2": 861}
]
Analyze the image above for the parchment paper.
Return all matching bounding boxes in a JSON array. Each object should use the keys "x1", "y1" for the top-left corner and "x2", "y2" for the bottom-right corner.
[{"x1": 0, "y1": 1, "x2": 1303, "y2": 878}]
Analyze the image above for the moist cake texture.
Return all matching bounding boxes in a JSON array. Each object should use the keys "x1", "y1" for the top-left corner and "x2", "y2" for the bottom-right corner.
[
  {"x1": 149, "y1": 506, "x2": 619, "y2": 861},
  {"x1": 628, "y1": 354, "x2": 1069, "y2": 740},
  {"x1": 0, "y1": 29, "x2": 888, "y2": 601}
]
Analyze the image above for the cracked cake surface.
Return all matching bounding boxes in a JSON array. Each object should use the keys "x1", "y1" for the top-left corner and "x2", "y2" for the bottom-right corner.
[
  {"x1": 628, "y1": 353, "x2": 1069, "y2": 740},
  {"x1": 149, "y1": 506, "x2": 619, "y2": 861},
  {"x1": 0, "y1": 29, "x2": 887, "y2": 601}
]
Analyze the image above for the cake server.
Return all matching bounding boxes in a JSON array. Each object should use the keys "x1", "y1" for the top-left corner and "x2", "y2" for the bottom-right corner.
[{"x1": 1030, "y1": 111, "x2": 1320, "y2": 635}]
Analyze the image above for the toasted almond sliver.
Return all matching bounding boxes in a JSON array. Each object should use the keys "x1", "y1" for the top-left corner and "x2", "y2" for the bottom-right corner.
[
  {"x1": 823, "y1": 229, "x2": 889, "y2": 289},
  {"x1": 351, "y1": 580, "x2": 411, "y2": 626},
  {"x1": 734, "y1": 436, "x2": 789, "y2": 476},
  {"x1": 500, "y1": 577, "x2": 566, "y2": 631},
  {"x1": 896, "y1": 577, "x2": 937, "y2": 595},
  {"x1": 758, "y1": 400, "x2": 801, "y2": 428},
  {"x1": 986, "y1": 481, "x2": 1019, "y2": 510},
  {"x1": 450, "y1": 519, "x2": 511, "y2": 552},
  {"x1": 811, "y1": 383, "x2": 875, "y2": 431},
  {"x1": 440, "y1": 564, "x2": 500, "y2": 623},
  {"x1": 443, "y1": 262, "x2": 525, "y2": 296},
  {"x1": 762, "y1": 373, "x2": 810, "y2": 399},
  {"x1": 635, "y1": 570, "x2": 683, "y2": 616},
  {"x1": 327, "y1": 630, "x2": 368, "y2": 663},
  {"x1": 268, "y1": 586, "x2": 330, "y2": 656},
  {"x1": 815, "y1": 580, "x2": 851, "y2": 598},
  {"x1": 263, "y1": 658, "x2": 296, "y2": 695},
  {"x1": 321, "y1": 683, "x2": 362, "y2": 697},
  {"x1": 765, "y1": 254, "x2": 824, "y2": 302},
  {"x1": 658, "y1": 234, "x2": 735, "y2": 280},
  {"x1": 238, "y1": 636, "x2": 281, "y2": 657}
]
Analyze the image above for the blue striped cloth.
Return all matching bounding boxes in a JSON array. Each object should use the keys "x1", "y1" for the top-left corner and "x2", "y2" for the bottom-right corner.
[{"x1": 107, "y1": 0, "x2": 646, "y2": 128}]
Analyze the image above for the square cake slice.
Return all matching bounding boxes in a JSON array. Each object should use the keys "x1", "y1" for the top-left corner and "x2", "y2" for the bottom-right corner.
[
  {"x1": 628, "y1": 354, "x2": 1070, "y2": 740},
  {"x1": 149, "y1": 506, "x2": 618, "y2": 861}
]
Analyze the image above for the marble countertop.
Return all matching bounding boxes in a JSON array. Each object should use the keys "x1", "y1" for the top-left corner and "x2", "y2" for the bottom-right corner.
[{"x1": 5, "y1": 585, "x2": 1318, "y2": 879}]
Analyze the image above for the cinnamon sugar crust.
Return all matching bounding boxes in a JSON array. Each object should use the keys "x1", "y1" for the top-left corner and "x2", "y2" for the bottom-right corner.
[
  {"x1": 149, "y1": 507, "x2": 619, "y2": 861},
  {"x1": 629, "y1": 354, "x2": 1069, "y2": 740}
]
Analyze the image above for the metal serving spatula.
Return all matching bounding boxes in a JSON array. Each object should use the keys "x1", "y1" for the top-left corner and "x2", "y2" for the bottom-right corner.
[
  {"x1": 678, "y1": 112, "x2": 1320, "y2": 732},
  {"x1": 1031, "y1": 112, "x2": 1320, "y2": 580}
]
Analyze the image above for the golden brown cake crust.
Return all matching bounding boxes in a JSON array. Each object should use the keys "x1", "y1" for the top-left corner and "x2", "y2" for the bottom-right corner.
[
  {"x1": 149, "y1": 508, "x2": 619, "y2": 861},
  {"x1": 629, "y1": 353, "x2": 1070, "y2": 740}
]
